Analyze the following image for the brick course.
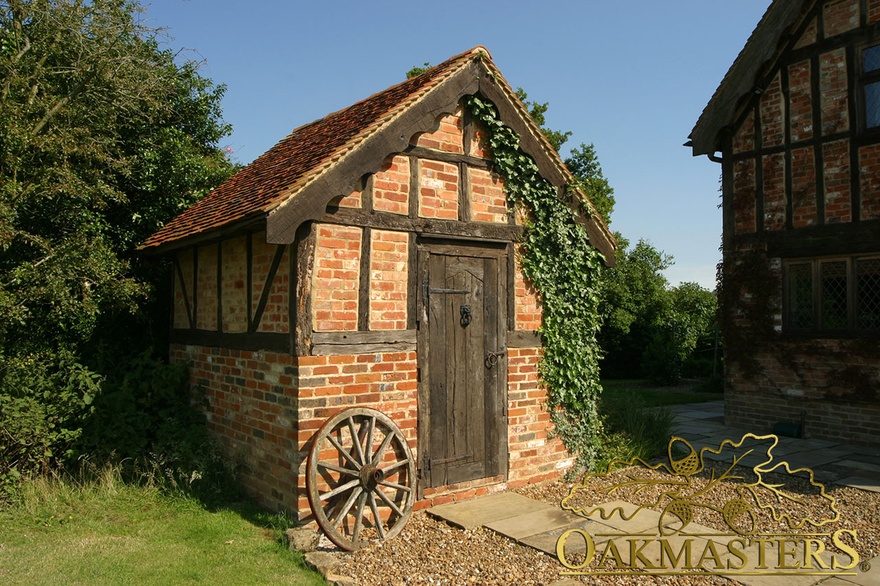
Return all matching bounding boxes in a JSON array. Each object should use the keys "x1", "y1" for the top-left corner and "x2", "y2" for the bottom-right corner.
[
  {"x1": 763, "y1": 153, "x2": 786, "y2": 230},
  {"x1": 823, "y1": 0, "x2": 859, "y2": 38},
  {"x1": 469, "y1": 167, "x2": 508, "y2": 223},
  {"x1": 369, "y1": 230, "x2": 408, "y2": 331},
  {"x1": 312, "y1": 224, "x2": 362, "y2": 331},
  {"x1": 823, "y1": 140, "x2": 852, "y2": 223},
  {"x1": 196, "y1": 245, "x2": 218, "y2": 330},
  {"x1": 791, "y1": 147, "x2": 817, "y2": 227},
  {"x1": 788, "y1": 60, "x2": 813, "y2": 142},
  {"x1": 373, "y1": 155, "x2": 410, "y2": 215},
  {"x1": 418, "y1": 159, "x2": 459, "y2": 220},
  {"x1": 820, "y1": 48, "x2": 848, "y2": 135},
  {"x1": 415, "y1": 109, "x2": 463, "y2": 154},
  {"x1": 733, "y1": 159, "x2": 757, "y2": 234},
  {"x1": 221, "y1": 236, "x2": 248, "y2": 333}
]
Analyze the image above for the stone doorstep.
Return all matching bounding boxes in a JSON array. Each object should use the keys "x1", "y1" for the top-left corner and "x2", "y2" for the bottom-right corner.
[
  {"x1": 484, "y1": 506, "x2": 583, "y2": 540},
  {"x1": 426, "y1": 491, "x2": 551, "y2": 530}
]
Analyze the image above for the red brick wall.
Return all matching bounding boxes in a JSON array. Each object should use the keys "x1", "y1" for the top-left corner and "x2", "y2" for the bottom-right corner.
[
  {"x1": 791, "y1": 147, "x2": 817, "y2": 227},
  {"x1": 469, "y1": 168, "x2": 508, "y2": 223},
  {"x1": 171, "y1": 343, "x2": 299, "y2": 512},
  {"x1": 860, "y1": 144, "x2": 880, "y2": 220},
  {"x1": 824, "y1": 140, "x2": 851, "y2": 223},
  {"x1": 824, "y1": 0, "x2": 859, "y2": 38},
  {"x1": 368, "y1": 229, "x2": 408, "y2": 331},
  {"x1": 871, "y1": 0, "x2": 880, "y2": 23},
  {"x1": 416, "y1": 109, "x2": 464, "y2": 154},
  {"x1": 514, "y1": 246, "x2": 542, "y2": 331},
  {"x1": 820, "y1": 48, "x2": 848, "y2": 134},
  {"x1": 760, "y1": 73, "x2": 785, "y2": 148},
  {"x1": 418, "y1": 159, "x2": 459, "y2": 220},
  {"x1": 221, "y1": 236, "x2": 248, "y2": 333},
  {"x1": 725, "y1": 342, "x2": 880, "y2": 447},
  {"x1": 294, "y1": 351, "x2": 418, "y2": 518},
  {"x1": 733, "y1": 160, "x2": 756, "y2": 234},
  {"x1": 373, "y1": 155, "x2": 409, "y2": 215},
  {"x1": 732, "y1": 110, "x2": 755, "y2": 155},
  {"x1": 788, "y1": 60, "x2": 813, "y2": 142},
  {"x1": 312, "y1": 224, "x2": 362, "y2": 332},
  {"x1": 762, "y1": 153, "x2": 786, "y2": 230}
]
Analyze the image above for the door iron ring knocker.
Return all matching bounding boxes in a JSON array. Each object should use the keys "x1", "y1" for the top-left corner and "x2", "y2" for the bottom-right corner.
[{"x1": 460, "y1": 305, "x2": 472, "y2": 328}]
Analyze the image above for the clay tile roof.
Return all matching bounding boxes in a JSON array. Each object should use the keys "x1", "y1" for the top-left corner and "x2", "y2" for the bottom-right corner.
[{"x1": 140, "y1": 47, "x2": 488, "y2": 251}]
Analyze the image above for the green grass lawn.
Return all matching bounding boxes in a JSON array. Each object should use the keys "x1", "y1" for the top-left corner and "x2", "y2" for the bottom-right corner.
[
  {"x1": 0, "y1": 469, "x2": 325, "y2": 586},
  {"x1": 601, "y1": 378, "x2": 722, "y2": 408}
]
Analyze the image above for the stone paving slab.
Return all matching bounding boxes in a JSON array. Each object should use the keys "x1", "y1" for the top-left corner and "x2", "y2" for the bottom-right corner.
[
  {"x1": 836, "y1": 476, "x2": 880, "y2": 493},
  {"x1": 484, "y1": 507, "x2": 582, "y2": 540},
  {"x1": 837, "y1": 459, "x2": 880, "y2": 473},
  {"x1": 427, "y1": 492, "x2": 551, "y2": 530}
]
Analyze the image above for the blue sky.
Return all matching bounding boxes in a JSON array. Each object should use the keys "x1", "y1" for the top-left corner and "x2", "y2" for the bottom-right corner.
[{"x1": 141, "y1": 0, "x2": 772, "y2": 290}]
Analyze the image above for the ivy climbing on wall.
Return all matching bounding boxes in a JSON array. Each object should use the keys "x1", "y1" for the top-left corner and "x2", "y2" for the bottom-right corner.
[{"x1": 464, "y1": 95, "x2": 606, "y2": 472}]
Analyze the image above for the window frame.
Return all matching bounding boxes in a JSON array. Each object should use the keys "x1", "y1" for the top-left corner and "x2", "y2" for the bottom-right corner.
[
  {"x1": 858, "y1": 41, "x2": 880, "y2": 134},
  {"x1": 782, "y1": 254, "x2": 880, "y2": 335}
]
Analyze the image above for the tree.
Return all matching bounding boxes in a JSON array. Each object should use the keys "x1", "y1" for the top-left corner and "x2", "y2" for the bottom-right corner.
[{"x1": 0, "y1": 0, "x2": 236, "y2": 481}]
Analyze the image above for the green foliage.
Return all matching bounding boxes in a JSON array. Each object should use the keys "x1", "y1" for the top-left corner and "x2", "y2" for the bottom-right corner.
[
  {"x1": 564, "y1": 143, "x2": 615, "y2": 226},
  {"x1": 0, "y1": 0, "x2": 236, "y2": 498},
  {"x1": 599, "y1": 238, "x2": 717, "y2": 384},
  {"x1": 465, "y1": 95, "x2": 605, "y2": 472},
  {"x1": 514, "y1": 88, "x2": 572, "y2": 152},
  {"x1": 406, "y1": 62, "x2": 432, "y2": 78}
]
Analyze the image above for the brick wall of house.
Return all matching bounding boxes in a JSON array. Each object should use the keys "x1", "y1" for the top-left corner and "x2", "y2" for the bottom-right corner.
[
  {"x1": 369, "y1": 229, "x2": 408, "y2": 331},
  {"x1": 171, "y1": 343, "x2": 299, "y2": 512},
  {"x1": 312, "y1": 224, "x2": 362, "y2": 332},
  {"x1": 723, "y1": 0, "x2": 880, "y2": 447}
]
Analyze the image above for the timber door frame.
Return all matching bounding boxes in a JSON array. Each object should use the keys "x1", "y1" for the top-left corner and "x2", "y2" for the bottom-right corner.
[{"x1": 416, "y1": 238, "x2": 508, "y2": 496}]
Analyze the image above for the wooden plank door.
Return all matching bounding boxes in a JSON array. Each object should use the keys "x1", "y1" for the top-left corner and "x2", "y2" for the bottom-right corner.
[{"x1": 418, "y1": 242, "x2": 507, "y2": 489}]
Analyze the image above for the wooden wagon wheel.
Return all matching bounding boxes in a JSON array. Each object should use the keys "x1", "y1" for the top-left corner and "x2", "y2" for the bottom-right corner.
[{"x1": 306, "y1": 407, "x2": 416, "y2": 550}]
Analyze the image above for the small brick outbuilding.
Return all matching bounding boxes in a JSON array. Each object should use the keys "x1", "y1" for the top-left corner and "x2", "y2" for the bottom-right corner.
[{"x1": 140, "y1": 47, "x2": 615, "y2": 525}]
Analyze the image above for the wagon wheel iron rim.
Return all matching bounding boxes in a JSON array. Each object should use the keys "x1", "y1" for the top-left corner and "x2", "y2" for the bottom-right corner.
[{"x1": 306, "y1": 407, "x2": 416, "y2": 551}]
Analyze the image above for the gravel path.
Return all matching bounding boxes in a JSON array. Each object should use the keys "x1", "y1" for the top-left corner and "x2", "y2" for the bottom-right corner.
[{"x1": 330, "y1": 465, "x2": 880, "y2": 585}]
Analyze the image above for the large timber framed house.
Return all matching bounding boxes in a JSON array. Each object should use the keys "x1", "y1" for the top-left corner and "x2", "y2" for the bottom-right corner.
[{"x1": 691, "y1": 0, "x2": 880, "y2": 446}]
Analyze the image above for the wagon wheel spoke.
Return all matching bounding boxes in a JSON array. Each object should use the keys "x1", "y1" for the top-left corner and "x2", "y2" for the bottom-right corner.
[
  {"x1": 331, "y1": 486, "x2": 363, "y2": 529},
  {"x1": 320, "y1": 478, "x2": 360, "y2": 502},
  {"x1": 380, "y1": 458, "x2": 410, "y2": 475},
  {"x1": 373, "y1": 485, "x2": 405, "y2": 518},
  {"x1": 347, "y1": 416, "x2": 366, "y2": 465},
  {"x1": 367, "y1": 491, "x2": 387, "y2": 539},
  {"x1": 370, "y1": 429, "x2": 396, "y2": 466},
  {"x1": 362, "y1": 415, "x2": 375, "y2": 464},
  {"x1": 326, "y1": 434, "x2": 361, "y2": 469},
  {"x1": 317, "y1": 461, "x2": 359, "y2": 477},
  {"x1": 378, "y1": 479, "x2": 411, "y2": 494},
  {"x1": 307, "y1": 407, "x2": 415, "y2": 551},
  {"x1": 352, "y1": 490, "x2": 367, "y2": 545}
]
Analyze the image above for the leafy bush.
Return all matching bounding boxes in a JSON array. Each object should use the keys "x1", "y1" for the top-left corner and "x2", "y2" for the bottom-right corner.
[{"x1": 597, "y1": 394, "x2": 674, "y2": 472}]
